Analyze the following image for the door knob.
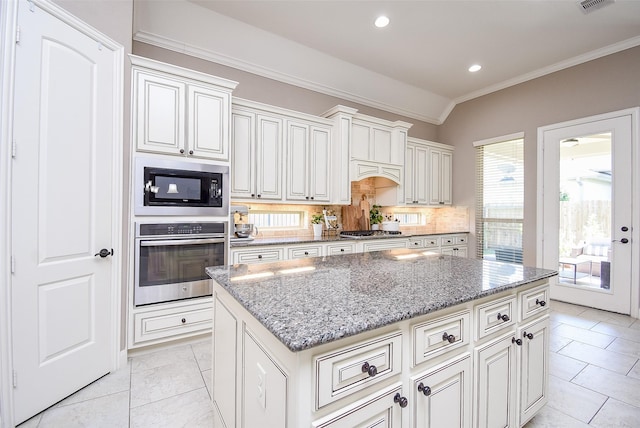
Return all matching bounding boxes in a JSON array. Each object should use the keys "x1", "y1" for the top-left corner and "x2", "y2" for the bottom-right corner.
[{"x1": 94, "y1": 248, "x2": 113, "y2": 258}]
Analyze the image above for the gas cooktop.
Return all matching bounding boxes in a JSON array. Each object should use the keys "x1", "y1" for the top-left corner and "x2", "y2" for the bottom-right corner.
[{"x1": 339, "y1": 230, "x2": 402, "y2": 239}]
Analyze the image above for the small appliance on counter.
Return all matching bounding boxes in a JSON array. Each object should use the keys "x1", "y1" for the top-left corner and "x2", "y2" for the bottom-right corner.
[{"x1": 230, "y1": 205, "x2": 258, "y2": 240}]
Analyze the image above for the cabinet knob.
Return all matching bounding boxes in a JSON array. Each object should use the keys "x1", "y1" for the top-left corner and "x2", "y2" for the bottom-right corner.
[
  {"x1": 535, "y1": 299, "x2": 546, "y2": 307},
  {"x1": 497, "y1": 313, "x2": 510, "y2": 322},
  {"x1": 257, "y1": 255, "x2": 263, "y2": 259},
  {"x1": 251, "y1": 194, "x2": 255, "y2": 198},
  {"x1": 181, "y1": 318, "x2": 186, "y2": 324},
  {"x1": 417, "y1": 382, "x2": 431, "y2": 396},
  {"x1": 512, "y1": 337, "x2": 522, "y2": 346},
  {"x1": 304, "y1": 251, "x2": 309, "y2": 256},
  {"x1": 306, "y1": 196, "x2": 309, "y2": 200},
  {"x1": 442, "y1": 332, "x2": 456, "y2": 343},
  {"x1": 340, "y1": 248, "x2": 345, "y2": 252},
  {"x1": 361, "y1": 362, "x2": 377, "y2": 377},
  {"x1": 179, "y1": 148, "x2": 185, "y2": 154},
  {"x1": 188, "y1": 150, "x2": 193, "y2": 155},
  {"x1": 524, "y1": 332, "x2": 534, "y2": 340},
  {"x1": 257, "y1": 194, "x2": 262, "y2": 198},
  {"x1": 310, "y1": 196, "x2": 314, "y2": 200},
  {"x1": 393, "y1": 393, "x2": 408, "y2": 408}
]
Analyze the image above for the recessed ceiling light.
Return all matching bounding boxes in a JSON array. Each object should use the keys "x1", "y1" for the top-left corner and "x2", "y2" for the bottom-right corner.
[
  {"x1": 374, "y1": 15, "x2": 389, "y2": 28},
  {"x1": 468, "y1": 64, "x2": 482, "y2": 73}
]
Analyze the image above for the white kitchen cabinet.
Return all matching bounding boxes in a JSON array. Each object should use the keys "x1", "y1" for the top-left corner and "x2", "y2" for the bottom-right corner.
[
  {"x1": 474, "y1": 332, "x2": 518, "y2": 428},
  {"x1": 361, "y1": 238, "x2": 409, "y2": 253},
  {"x1": 429, "y1": 146, "x2": 453, "y2": 205},
  {"x1": 516, "y1": 316, "x2": 550, "y2": 426},
  {"x1": 230, "y1": 106, "x2": 283, "y2": 200},
  {"x1": 288, "y1": 244, "x2": 323, "y2": 260},
  {"x1": 440, "y1": 234, "x2": 468, "y2": 258},
  {"x1": 231, "y1": 246, "x2": 284, "y2": 264},
  {"x1": 131, "y1": 56, "x2": 236, "y2": 161},
  {"x1": 405, "y1": 141, "x2": 430, "y2": 205},
  {"x1": 411, "y1": 354, "x2": 472, "y2": 428},
  {"x1": 286, "y1": 120, "x2": 331, "y2": 203},
  {"x1": 324, "y1": 242, "x2": 357, "y2": 255}
]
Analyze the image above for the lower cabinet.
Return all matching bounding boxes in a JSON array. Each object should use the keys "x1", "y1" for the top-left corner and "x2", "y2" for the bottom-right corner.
[
  {"x1": 411, "y1": 354, "x2": 472, "y2": 428},
  {"x1": 212, "y1": 280, "x2": 549, "y2": 428}
]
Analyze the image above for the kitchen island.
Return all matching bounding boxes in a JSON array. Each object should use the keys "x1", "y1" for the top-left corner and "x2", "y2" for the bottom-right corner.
[{"x1": 207, "y1": 249, "x2": 556, "y2": 428}]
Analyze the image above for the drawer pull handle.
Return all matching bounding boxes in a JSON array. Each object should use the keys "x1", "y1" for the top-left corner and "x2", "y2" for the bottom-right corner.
[
  {"x1": 524, "y1": 332, "x2": 534, "y2": 340},
  {"x1": 361, "y1": 362, "x2": 377, "y2": 377},
  {"x1": 393, "y1": 393, "x2": 408, "y2": 408},
  {"x1": 181, "y1": 318, "x2": 186, "y2": 324},
  {"x1": 442, "y1": 332, "x2": 456, "y2": 343},
  {"x1": 257, "y1": 255, "x2": 263, "y2": 259},
  {"x1": 304, "y1": 251, "x2": 309, "y2": 255},
  {"x1": 497, "y1": 313, "x2": 510, "y2": 322},
  {"x1": 417, "y1": 382, "x2": 432, "y2": 396},
  {"x1": 512, "y1": 337, "x2": 522, "y2": 346},
  {"x1": 340, "y1": 248, "x2": 345, "y2": 252},
  {"x1": 536, "y1": 299, "x2": 546, "y2": 307}
]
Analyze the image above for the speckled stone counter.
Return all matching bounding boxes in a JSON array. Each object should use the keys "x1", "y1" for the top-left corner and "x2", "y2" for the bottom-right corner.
[
  {"x1": 207, "y1": 249, "x2": 556, "y2": 352},
  {"x1": 229, "y1": 231, "x2": 469, "y2": 247}
]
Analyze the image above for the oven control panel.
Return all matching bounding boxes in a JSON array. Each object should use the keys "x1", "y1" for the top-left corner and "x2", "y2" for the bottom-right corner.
[{"x1": 137, "y1": 222, "x2": 226, "y2": 237}]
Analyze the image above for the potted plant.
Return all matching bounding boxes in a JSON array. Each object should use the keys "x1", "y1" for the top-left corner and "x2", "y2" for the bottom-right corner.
[
  {"x1": 369, "y1": 205, "x2": 383, "y2": 230},
  {"x1": 311, "y1": 213, "x2": 324, "y2": 237}
]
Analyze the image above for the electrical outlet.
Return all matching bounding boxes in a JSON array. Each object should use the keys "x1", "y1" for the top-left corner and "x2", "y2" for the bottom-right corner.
[{"x1": 256, "y1": 363, "x2": 267, "y2": 409}]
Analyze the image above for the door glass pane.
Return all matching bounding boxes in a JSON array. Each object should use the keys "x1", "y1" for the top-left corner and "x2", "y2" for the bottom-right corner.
[{"x1": 558, "y1": 133, "x2": 611, "y2": 289}]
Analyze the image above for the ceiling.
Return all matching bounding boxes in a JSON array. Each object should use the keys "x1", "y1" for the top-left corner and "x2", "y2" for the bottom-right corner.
[{"x1": 134, "y1": 1, "x2": 640, "y2": 123}]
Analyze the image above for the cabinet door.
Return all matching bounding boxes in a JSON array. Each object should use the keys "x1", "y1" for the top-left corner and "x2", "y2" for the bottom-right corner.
[
  {"x1": 517, "y1": 316, "x2": 550, "y2": 426},
  {"x1": 405, "y1": 144, "x2": 416, "y2": 203},
  {"x1": 372, "y1": 126, "x2": 393, "y2": 164},
  {"x1": 351, "y1": 123, "x2": 371, "y2": 160},
  {"x1": 286, "y1": 121, "x2": 309, "y2": 201},
  {"x1": 230, "y1": 111, "x2": 256, "y2": 198},
  {"x1": 310, "y1": 126, "x2": 331, "y2": 202},
  {"x1": 135, "y1": 70, "x2": 185, "y2": 155},
  {"x1": 415, "y1": 145, "x2": 430, "y2": 204},
  {"x1": 428, "y1": 148, "x2": 442, "y2": 205},
  {"x1": 474, "y1": 333, "x2": 518, "y2": 428},
  {"x1": 187, "y1": 84, "x2": 229, "y2": 160},
  {"x1": 313, "y1": 384, "x2": 404, "y2": 428},
  {"x1": 412, "y1": 354, "x2": 472, "y2": 428},
  {"x1": 441, "y1": 150, "x2": 453, "y2": 205},
  {"x1": 256, "y1": 114, "x2": 283, "y2": 200}
]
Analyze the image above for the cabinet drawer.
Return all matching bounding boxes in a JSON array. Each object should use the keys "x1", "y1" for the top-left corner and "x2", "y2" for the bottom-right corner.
[
  {"x1": 441, "y1": 236, "x2": 455, "y2": 246},
  {"x1": 325, "y1": 243, "x2": 357, "y2": 255},
  {"x1": 232, "y1": 248, "x2": 284, "y2": 264},
  {"x1": 133, "y1": 302, "x2": 212, "y2": 344},
  {"x1": 312, "y1": 383, "x2": 403, "y2": 428},
  {"x1": 519, "y1": 285, "x2": 550, "y2": 321},
  {"x1": 476, "y1": 296, "x2": 517, "y2": 340},
  {"x1": 288, "y1": 245, "x2": 323, "y2": 259},
  {"x1": 362, "y1": 239, "x2": 408, "y2": 252},
  {"x1": 413, "y1": 310, "x2": 470, "y2": 366},
  {"x1": 454, "y1": 236, "x2": 467, "y2": 245},
  {"x1": 408, "y1": 238, "x2": 425, "y2": 248},
  {"x1": 315, "y1": 332, "x2": 402, "y2": 409},
  {"x1": 423, "y1": 237, "x2": 440, "y2": 248}
]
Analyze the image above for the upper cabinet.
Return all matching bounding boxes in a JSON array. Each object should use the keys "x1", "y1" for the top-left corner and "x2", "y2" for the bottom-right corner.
[
  {"x1": 231, "y1": 98, "x2": 334, "y2": 204},
  {"x1": 131, "y1": 56, "x2": 238, "y2": 161},
  {"x1": 406, "y1": 137, "x2": 454, "y2": 206},
  {"x1": 350, "y1": 115, "x2": 412, "y2": 185}
]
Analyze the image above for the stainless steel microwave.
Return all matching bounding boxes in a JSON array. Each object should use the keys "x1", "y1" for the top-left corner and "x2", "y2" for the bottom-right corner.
[{"x1": 134, "y1": 157, "x2": 229, "y2": 216}]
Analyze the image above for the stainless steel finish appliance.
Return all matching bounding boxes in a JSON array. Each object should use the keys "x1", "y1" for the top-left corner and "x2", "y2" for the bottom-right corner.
[
  {"x1": 230, "y1": 205, "x2": 257, "y2": 240},
  {"x1": 134, "y1": 222, "x2": 228, "y2": 306},
  {"x1": 134, "y1": 157, "x2": 229, "y2": 216}
]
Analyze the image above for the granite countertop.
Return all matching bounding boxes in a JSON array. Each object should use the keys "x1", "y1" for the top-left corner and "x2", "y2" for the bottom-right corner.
[
  {"x1": 229, "y1": 231, "x2": 470, "y2": 247},
  {"x1": 207, "y1": 249, "x2": 556, "y2": 352}
]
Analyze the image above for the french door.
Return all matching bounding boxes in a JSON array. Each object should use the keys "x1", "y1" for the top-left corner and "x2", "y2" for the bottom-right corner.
[{"x1": 539, "y1": 109, "x2": 637, "y2": 314}]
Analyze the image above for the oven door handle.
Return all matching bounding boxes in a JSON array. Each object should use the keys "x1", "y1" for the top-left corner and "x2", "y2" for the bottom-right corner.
[{"x1": 140, "y1": 238, "x2": 226, "y2": 247}]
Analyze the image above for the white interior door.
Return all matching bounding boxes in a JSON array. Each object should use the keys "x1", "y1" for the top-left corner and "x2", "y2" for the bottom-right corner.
[
  {"x1": 539, "y1": 112, "x2": 634, "y2": 314},
  {"x1": 11, "y1": 1, "x2": 118, "y2": 423}
]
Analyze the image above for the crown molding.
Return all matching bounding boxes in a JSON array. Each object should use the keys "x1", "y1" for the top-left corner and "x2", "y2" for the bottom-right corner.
[{"x1": 133, "y1": 30, "x2": 444, "y2": 125}]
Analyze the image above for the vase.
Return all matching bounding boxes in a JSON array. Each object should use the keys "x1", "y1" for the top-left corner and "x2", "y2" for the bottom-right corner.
[
  {"x1": 312, "y1": 223, "x2": 323, "y2": 237},
  {"x1": 371, "y1": 224, "x2": 379, "y2": 230}
]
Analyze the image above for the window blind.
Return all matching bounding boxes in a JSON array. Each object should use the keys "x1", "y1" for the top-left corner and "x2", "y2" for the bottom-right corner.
[{"x1": 475, "y1": 137, "x2": 524, "y2": 262}]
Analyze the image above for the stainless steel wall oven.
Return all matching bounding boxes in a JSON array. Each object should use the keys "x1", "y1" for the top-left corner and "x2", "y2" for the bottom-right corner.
[{"x1": 134, "y1": 222, "x2": 228, "y2": 306}]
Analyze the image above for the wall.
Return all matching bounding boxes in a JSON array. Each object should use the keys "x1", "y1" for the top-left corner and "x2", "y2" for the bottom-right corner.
[
  {"x1": 132, "y1": 42, "x2": 439, "y2": 141},
  {"x1": 438, "y1": 45, "x2": 640, "y2": 266}
]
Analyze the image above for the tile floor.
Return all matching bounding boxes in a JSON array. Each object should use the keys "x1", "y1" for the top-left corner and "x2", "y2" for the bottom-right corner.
[{"x1": 17, "y1": 300, "x2": 640, "y2": 427}]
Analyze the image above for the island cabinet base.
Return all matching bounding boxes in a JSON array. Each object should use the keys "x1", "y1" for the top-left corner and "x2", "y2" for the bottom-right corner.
[{"x1": 211, "y1": 279, "x2": 550, "y2": 428}]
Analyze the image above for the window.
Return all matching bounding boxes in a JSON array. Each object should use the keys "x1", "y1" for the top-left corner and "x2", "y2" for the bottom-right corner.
[
  {"x1": 248, "y1": 211, "x2": 305, "y2": 229},
  {"x1": 393, "y1": 212, "x2": 421, "y2": 225},
  {"x1": 474, "y1": 134, "x2": 524, "y2": 263}
]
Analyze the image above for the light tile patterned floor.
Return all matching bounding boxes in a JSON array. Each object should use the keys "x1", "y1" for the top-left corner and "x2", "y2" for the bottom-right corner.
[{"x1": 17, "y1": 301, "x2": 640, "y2": 427}]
